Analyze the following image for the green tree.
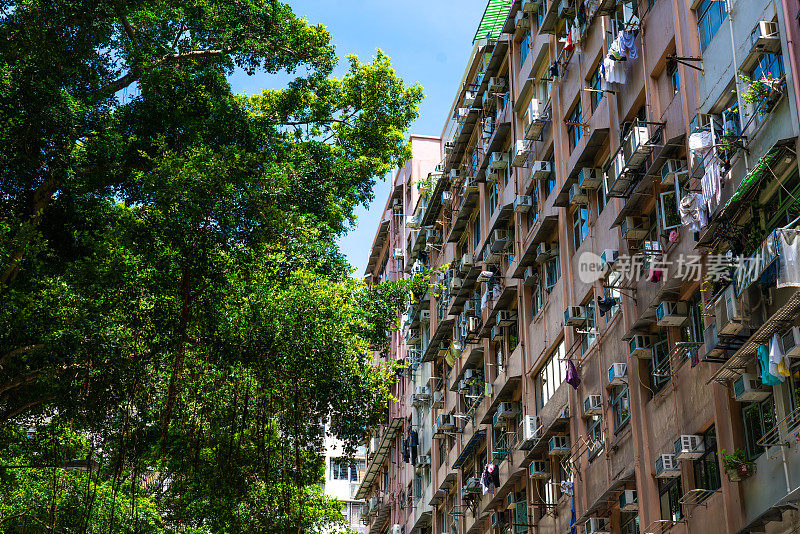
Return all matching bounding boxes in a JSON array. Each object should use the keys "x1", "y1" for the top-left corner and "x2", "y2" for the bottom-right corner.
[{"x1": 0, "y1": 0, "x2": 425, "y2": 531}]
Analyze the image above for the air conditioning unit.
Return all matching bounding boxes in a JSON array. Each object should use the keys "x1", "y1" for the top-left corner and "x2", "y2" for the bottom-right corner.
[
  {"x1": 450, "y1": 276, "x2": 463, "y2": 291},
  {"x1": 393, "y1": 248, "x2": 404, "y2": 259},
  {"x1": 515, "y1": 10, "x2": 531, "y2": 31},
  {"x1": 392, "y1": 198, "x2": 403, "y2": 212},
  {"x1": 529, "y1": 459, "x2": 550, "y2": 478},
  {"x1": 674, "y1": 434, "x2": 705, "y2": 460},
  {"x1": 781, "y1": 327, "x2": 800, "y2": 358},
  {"x1": 437, "y1": 414, "x2": 456, "y2": 431},
  {"x1": 492, "y1": 410, "x2": 505, "y2": 429},
  {"x1": 620, "y1": 216, "x2": 647, "y2": 241},
  {"x1": 420, "y1": 309, "x2": 431, "y2": 322},
  {"x1": 716, "y1": 284, "x2": 751, "y2": 336},
  {"x1": 435, "y1": 162, "x2": 445, "y2": 173},
  {"x1": 564, "y1": 306, "x2": 586, "y2": 326},
  {"x1": 600, "y1": 249, "x2": 618, "y2": 270},
  {"x1": 497, "y1": 310, "x2": 515, "y2": 327},
  {"x1": 514, "y1": 194, "x2": 533, "y2": 212},
  {"x1": 464, "y1": 299, "x2": 478, "y2": 316},
  {"x1": 656, "y1": 301, "x2": 688, "y2": 327},
  {"x1": 460, "y1": 253, "x2": 474, "y2": 271},
  {"x1": 464, "y1": 369, "x2": 478, "y2": 381},
  {"x1": 442, "y1": 191, "x2": 453, "y2": 205},
  {"x1": 483, "y1": 116, "x2": 495, "y2": 136},
  {"x1": 449, "y1": 168, "x2": 461, "y2": 180},
  {"x1": 410, "y1": 393, "x2": 423, "y2": 406},
  {"x1": 498, "y1": 401, "x2": 520, "y2": 419},
  {"x1": 486, "y1": 168, "x2": 500, "y2": 183},
  {"x1": 523, "y1": 266, "x2": 539, "y2": 286},
  {"x1": 416, "y1": 454, "x2": 431, "y2": 467},
  {"x1": 491, "y1": 229, "x2": 509, "y2": 252},
  {"x1": 522, "y1": 0, "x2": 541, "y2": 13},
  {"x1": 569, "y1": 183, "x2": 588, "y2": 205},
  {"x1": 369, "y1": 496, "x2": 379, "y2": 510},
  {"x1": 608, "y1": 363, "x2": 627, "y2": 386},
  {"x1": 748, "y1": 21, "x2": 781, "y2": 61},
  {"x1": 524, "y1": 99, "x2": 546, "y2": 140},
  {"x1": 406, "y1": 214, "x2": 422, "y2": 229},
  {"x1": 548, "y1": 435, "x2": 570, "y2": 455},
  {"x1": 558, "y1": 0, "x2": 575, "y2": 19},
  {"x1": 464, "y1": 476, "x2": 482, "y2": 492},
  {"x1": 513, "y1": 140, "x2": 530, "y2": 167},
  {"x1": 411, "y1": 261, "x2": 424, "y2": 275},
  {"x1": 578, "y1": 167, "x2": 603, "y2": 191},
  {"x1": 655, "y1": 454, "x2": 681, "y2": 478},
  {"x1": 619, "y1": 489, "x2": 637, "y2": 511},
  {"x1": 491, "y1": 511, "x2": 506, "y2": 528},
  {"x1": 622, "y1": 125, "x2": 651, "y2": 170},
  {"x1": 488, "y1": 77, "x2": 507, "y2": 94},
  {"x1": 660, "y1": 159, "x2": 687, "y2": 186},
  {"x1": 531, "y1": 159, "x2": 552, "y2": 179},
  {"x1": 468, "y1": 316, "x2": 481, "y2": 333},
  {"x1": 629, "y1": 334, "x2": 654, "y2": 359},
  {"x1": 733, "y1": 373, "x2": 772, "y2": 402},
  {"x1": 415, "y1": 386, "x2": 430, "y2": 400},
  {"x1": 463, "y1": 175, "x2": 478, "y2": 194},
  {"x1": 491, "y1": 325, "x2": 503, "y2": 340},
  {"x1": 391, "y1": 524, "x2": 402, "y2": 534},
  {"x1": 535, "y1": 242, "x2": 555, "y2": 263},
  {"x1": 406, "y1": 328, "x2": 421, "y2": 344},
  {"x1": 432, "y1": 390, "x2": 445, "y2": 408},
  {"x1": 489, "y1": 152, "x2": 511, "y2": 170},
  {"x1": 703, "y1": 322, "x2": 725, "y2": 361},
  {"x1": 458, "y1": 379, "x2": 470, "y2": 393},
  {"x1": 464, "y1": 90, "x2": 477, "y2": 107},
  {"x1": 584, "y1": 395, "x2": 603, "y2": 416},
  {"x1": 519, "y1": 415, "x2": 543, "y2": 450},
  {"x1": 585, "y1": 517, "x2": 611, "y2": 534},
  {"x1": 483, "y1": 247, "x2": 501, "y2": 265},
  {"x1": 456, "y1": 107, "x2": 470, "y2": 123}
]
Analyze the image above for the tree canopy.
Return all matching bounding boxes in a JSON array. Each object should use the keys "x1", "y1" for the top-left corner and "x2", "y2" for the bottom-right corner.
[{"x1": 0, "y1": 0, "x2": 425, "y2": 531}]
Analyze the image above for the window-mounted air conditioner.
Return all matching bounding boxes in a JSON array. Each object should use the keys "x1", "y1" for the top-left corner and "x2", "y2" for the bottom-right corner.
[
  {"x1": 468, "y1": 316, "x2": 481, "y2": 333},
  {"x1": 483, "y1": 246, "x2": 501, "y2": 265},
  {"x1": 619, "y1": 489, "x2": 637, "y2": 511},
  {"x1": 621, "y1": 125, "x2": 651, "y2": 170},
  {"x1": 492, "y1": 410, "x2": 505, "y2": 429},
  {"x1": 780, "y1": 327, "x2": 800, "y2": 358},
  {"x1": 733, "y1": 373, "x2": 771, "y2": 402},
  {"x1": 558, "y1": 0, "x2": 575, "y2": 19},
  {"x1": 406, "y1": 214, "x2": 422, "y2": 229},
  {"x1": 524, "y1": 99, "x2": 546, "y2": 140},
  {"x1": 393, "y1": 248, "x2": 404, "y2": 259},
  {"x1": 745, "y1": 21, "x2": 781, "y2": 71},
  {"x1": 655, "y1": 454, "x2": 680, "y2": 478},
  {"x1": 464, "y1": 90, "x2": 477, "y2": 108},
  {"x1": 462, "y1": 175, "x2": 478, "y2": 195},
  {"x1": 585, "y1": 517, "x2": 611, "y2": 534},
  {"x1": 716, "y1": 284, "x2": 751, "y2": 336},
  {"x1": 629, "y1": 334, "x2": 654, "y2": 359},
  {"x1": 608, "y1": 363, "x2": 627, "y2": 386},
  {"x1": 450, "y1": 276, "x2": 463, "y2": 291},
  {"x1": 406, "y1": 328, "x2": 421, "y2": 344},
  {"x1": 656, "y1": 301, "x2": 688, "y2": 327},
  {"x1": 498, "y1": 401, "x2": 520, "y2": 420},
  {"x1": 660, "y1": 159, "x2": 688, "y2": 186},
  {"x1": 583, "y1": 394, "x2": 603, "y2": 416},
  {"x1": 569, "y1": 183, "x2": 588, "y2": 205},
  {"x1": 529, "y1": 459, "x2": 550, "y2": 478},
  {"x1": 577, "y1": 167, "x2": 603, "y2": 191},
  {"x1": 489, "y1": 152, "x2": 510, "y2": 171},
  {"x1": 514, "y1": 194, "x2": 533, "y2": 213},
  {"x1": 523, "y1": 266, "x2": 539, "y2": 286},
  {"x1": 519, "y1": 415, "x2": 543, "y2": 450},
  {"x1": 497, "y1": 310, "x2": 515, "y2": 327},
  {"x1": 522, "y1": 0, "x2": 542, "y2": 13},
  {"x1": 491, "y1": 229, "x2": 509, "y2": 252},
  {"x1": 600, "y1": 249, "x2": 618, "y2": 270},
  {"x1": 437, "y1": 414, "x2": 456, "y2": 431},
  {"x1": 548, "y1": 435, "x2": 570, "y2": 455},
  {"x1": 535, "y1": 242, "x2": 556, "y2": 263},
  {"x1": 460, "y1": 253, "x2": 474, "y2": 271},
  {"x1": 513, "y1": 140, "x2": 530, "y2": 167},
  {"x1": 432, "y1": 390, "x2": 445, "y2": 408},
  {"x1": 674, "y1": 434, "x2": 705, "y2": 460},
  {"x1": 420, "y1": 310, "x2": 431, "y2": 322},
  {"x1": 564, "y1": 306, "x2": 586, "y2": 327},
  {"x1": 531, "y1": 159, "x2": 552, "y2": 179},
  {"x1": 491, "y1": 325, "x2": 503, "y2": 340},
  {"x1": 442, "y1": 191, "x2": 453, "y2": 205},
  {"x1": 488, "y1": 77, "x2": 507, "y2": 94},
  {"x1": 455, "y1": 107, "x2": 470, "y2": 124},
  {"x1": 464, "y1": 368, "x2": 478, "y2": 381},
  {"x1": 620, "y1": 216, "x2": 647, "y2": 241}
]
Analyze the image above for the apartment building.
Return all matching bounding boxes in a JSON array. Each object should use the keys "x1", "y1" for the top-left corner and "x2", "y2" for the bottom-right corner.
[
  {"x1": 322, "y1": 435, "x2": 368, "y2": 533},
  {"x1": 359, "y1": 1, "x2": 800, "y2": 534}
]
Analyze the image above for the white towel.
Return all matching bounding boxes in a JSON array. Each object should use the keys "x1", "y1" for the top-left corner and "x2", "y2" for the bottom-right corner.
[{"x1": 777, "y1": 229, "x2": 800, "y2": 288}]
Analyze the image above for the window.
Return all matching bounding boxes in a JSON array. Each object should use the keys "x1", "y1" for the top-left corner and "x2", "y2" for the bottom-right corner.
[
  {"x1": 697, "y1": 0, "x2": 727, "y2": 51},
  {"x1": 330, "y1": 458, "x2": 363, "y2": 481},
  {"x1": 472, "y1": 211, "x2": 481, "y2": 251},
  {"x1": 509, "y1": 321, "x2": 519, "y2": 352},
  {"x1": 531, "y1": 279, "x2": 543, "y2": 316},
  {"x1": 589, "y1": 64, "x2": 603, "y2": 111},
  {"x1": 603, "y1": 271, "x2": 621, "y2": 319},
  {"x1": 587, "y1": 415, "x2": 604, "y2": 461},
  {"x1": 750, "y1": 53, "x2": 785, "y2": 123},
  {"x1": 514, "y1": 490, "x2": 528, "y2": 534},
  {"x1": 693, "y1": 426, "x2": 721, "y2": 492},
  {"x1": 490, "y1": 182, "x2": 500, "y2": 213},
  {"x1": 471, "y1": 149, "x2": 479, "y2": 176},
  {"x1": 641, "y1": 216, "x2": 661, "y2": 270},
  {"x1": 567, "y1": 103, "x2": 583, "y2": 151},
  {"x1": 572, "y1": 206, "x2": 589, "y2": 252},
  {"x1": 520, "y1": 32, "x2": 530, "y2": 66},
  {"x1": 526, "y1": 188, "x2": 539, "y2": 230},
  {"x1": 534, "y1": 340, "x2": 567, "y2": 412},
  {"x1": 659, "y1": 478, "x2": 683, "y2": 523},
  {"x1": 611, "y1": 386, "x2": 630, "y2": 431},
  {"x1": 681, "y1": 292, "x2": 705, "y2": 347},
  {"x1": 544, "y1": 253, "x2": 561, "y2": 290},
  {"x1": 536, "y1": 4, "x2": 545, "y2": 31},
  {"x1": 650, "y1": 334, "x2": 670, "y2": 392},
  {"x1": 621, "y1": 512, "x2": 640, "y2": 534},
  {"x1": 743, "y1": 396, "x2": 776, "y2": 460},
  {"x1": 667, "y1": 61, "x2": 679, "y2": 95},
  {"x1": 582, "y1": 299, "x2": 597, "y2": 352}
]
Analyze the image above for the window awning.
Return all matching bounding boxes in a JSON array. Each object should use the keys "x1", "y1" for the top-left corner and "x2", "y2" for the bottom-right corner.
[
  {"x1": 452, "y1": 429, "x2": 486, "y2": 469},
  {"x1": 474, "y1": 0, "x2": 513, "y2": 43},
  {"x1": 355, "y1": 417, "x2": 403, "y2": 499},
  {"x1": 717, "y1": 147, "x2": 782, "y2": 217}
]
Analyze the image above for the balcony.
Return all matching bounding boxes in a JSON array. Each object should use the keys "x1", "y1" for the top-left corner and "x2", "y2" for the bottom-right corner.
[{"x1": 355, "y1": 417, "x2": 404, "y2": 500}]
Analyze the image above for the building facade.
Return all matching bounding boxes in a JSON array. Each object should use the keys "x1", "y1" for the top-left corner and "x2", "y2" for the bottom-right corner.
[
  {"x1": 358, "y1": 1, "x2": 800, "y2": 534},
  {"x1": 322, "y1": 434, "x2": 368, "y2": 533}
]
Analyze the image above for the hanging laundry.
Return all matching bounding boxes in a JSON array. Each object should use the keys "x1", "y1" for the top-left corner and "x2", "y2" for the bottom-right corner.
[
  {"x1": 402, "y1": 437, "x2": 410, "y2": 463},
  {"x1": 489, "y1": 463, "x2": 501, "y2": 487},
  {"x1": 619, "y1": 32, "x2": 638, "y2": 60},
  {"x1": 560, "y1": 480, "x2": 574, "y2": 496},
  {"x1": 757, "y1": 343, "x2": 782, "y2": 385},
  {"x1": 777, "y1": 228, "x2": 800, "y2": 288},
  {"x1": 480, "y1": 466, "x2": 493, "y2": 495},
  {"x1": 576, "y1": 3, "x2": 586, "y2": 25},
  {"x1": 678, "y1": 192, "x2": 708, "y2": 233},
  {"x1": 769, "y1": 333, "x2": 789, "y2": 380},
  {"x1": 564, "y1": 27, "x2": 574, "y2": 52},
  {"x1": 549, "y1": 62, "x2": 560, "y2": 79},
  {"x1": 566, "y1": 359, "x2": 581, "y2": 389},
  {"x1": 597, "y1": 296, "x2": 617, "y2": 317},
  {"x1": 602, "y1": 56, "x2": 626, "y2": 84},
  {"x1": 647, "y1": 268, "x2": 663, "y2": 282}
]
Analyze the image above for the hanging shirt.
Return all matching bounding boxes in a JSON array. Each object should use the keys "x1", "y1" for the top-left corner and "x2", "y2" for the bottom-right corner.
[
  {"x1": 566, "y1": 359, "x2": 581, "y2": 390},
  {"x1": 678, "y1": 193, "x2": 708, "y2": 232},
  {"x1": 777, "y1": 229, "x2": 800, "y2": 288},
  {"x1": 757, "y1": 343, "x2": 782, "y2": 385},
  {"x1": 769, "y1": 333, "x2": 789, "y2": 379}
]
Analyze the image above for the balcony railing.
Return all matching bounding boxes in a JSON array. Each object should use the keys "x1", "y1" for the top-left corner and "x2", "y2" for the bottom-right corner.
[{"x1": 758, "y1": 404, "x2": 800, "y2": 448}]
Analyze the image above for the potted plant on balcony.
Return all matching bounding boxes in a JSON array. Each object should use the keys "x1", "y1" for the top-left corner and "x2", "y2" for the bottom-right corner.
[
  {"x1": 740, "y1": 75, "x2": 785, "y2": 116},
  {"x1": 722, "y1": 448, "x2": 756, "y2": 482}
]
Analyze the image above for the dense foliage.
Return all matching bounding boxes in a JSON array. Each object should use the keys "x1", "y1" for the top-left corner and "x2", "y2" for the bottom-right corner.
[{"x1": 0, "y1": 0, "x2": 424, "y2": 531}]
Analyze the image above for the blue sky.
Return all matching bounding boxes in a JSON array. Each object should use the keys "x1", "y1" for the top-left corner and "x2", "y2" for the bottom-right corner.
[{"x1": 228, "y1": 0, "x2": 489, "y2": 275}]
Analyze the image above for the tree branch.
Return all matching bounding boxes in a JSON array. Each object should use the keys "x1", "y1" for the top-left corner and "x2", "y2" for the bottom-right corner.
[{"x1": 0, "y1": 344, "x2": 44, "y2": 366}]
